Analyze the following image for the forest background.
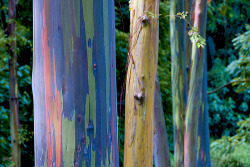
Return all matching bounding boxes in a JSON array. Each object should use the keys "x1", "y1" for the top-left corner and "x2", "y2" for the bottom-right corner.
[{"x1": 0, "y1": 0, "x2": 249, "y2": 166}]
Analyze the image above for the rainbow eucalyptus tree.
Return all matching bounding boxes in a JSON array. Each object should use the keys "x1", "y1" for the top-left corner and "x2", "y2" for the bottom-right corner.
[
  {"x1": 171, "y1": 0, "x2": 211, "y2": 166},
  {"x1": 124, "y1": 0, "x2": 159, "y2": 166},
  {"x1": 8, "y1": 0, "x2": 20, "y2": 166},
  {"x1": 33, "y1": 0, "x2": 118, "y2": 166},
  {"x1": 170, "y1": 0, "x2": 187, "y2": 166},
  {"x1": 184, "y1": 0, "x2": 209, "y2": 166}
]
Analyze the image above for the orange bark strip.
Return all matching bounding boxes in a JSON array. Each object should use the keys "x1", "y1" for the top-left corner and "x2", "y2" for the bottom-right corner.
[
  {"x1": 41, "y1": 9, "x2": 53, "y2": 167},
  {"x1": 41, "y1": 5, "x2": 62, "y2": 167}
]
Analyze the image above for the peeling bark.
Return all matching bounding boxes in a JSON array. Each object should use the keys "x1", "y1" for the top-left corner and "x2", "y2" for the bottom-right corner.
[{"x1": 33, "y1": 0, "x2": 118, "y2": 166}]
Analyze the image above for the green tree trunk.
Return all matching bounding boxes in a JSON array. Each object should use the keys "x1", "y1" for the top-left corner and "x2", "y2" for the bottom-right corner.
[
  {"x1": 124, "y1": 0, "x2": 159, "y2": 166},
  {"x1": 170, "y1": 0, "x2": 187, "y2": 166},
  {"x1": 184, "y1": 0, "x2": 207, "y2": 166},
  {"x1": 33, "y1": 0, "x2": 118, "y2": 166},
  {"x1": 153, "y1": 77, "x2": 171, "y2": 167},
  {"x1": 8, "y1": 0, "x2": 21, "y2": 166}
]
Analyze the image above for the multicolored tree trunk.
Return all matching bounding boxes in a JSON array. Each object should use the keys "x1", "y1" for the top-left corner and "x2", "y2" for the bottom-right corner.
[
  {"x1": 170, "y1": 0, "x2": 187, "y2": 166},
  {"x1": 33, "y1": 0, "x2": 118, "y2": 166},
  {"x1": 8, "y1": 0, "x2": 20, "y2": 166},
  {"x1": 124, "y1": 0, "x2": 159, "y2": 166},
  {"x1": 153, "y1": 77, "x2": 171, "y2": 167},
  {"x1": 184, "y1": 0, "x2": 207, "y2": 166},
  {"x1": 197, "y1": 47, "x2": 211, "y2": 167}
]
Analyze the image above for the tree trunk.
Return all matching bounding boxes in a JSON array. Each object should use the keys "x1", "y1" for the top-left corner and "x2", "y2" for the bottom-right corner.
[
  {"x1": 124, "y1": 0, "x2": 159, "y2": 166},
  {"x1": 184, "y1": 0, "x2": 207, "y2": 166},
  {"x1": 197, "y1": 46, "x2": 211, "y2": 167},
  {"x1": 153, "y1": 76, "x2": 171, "y2": 167},
  {"x1": 33, "y1": 0, "x2": 118, "y2": 166},
  {"x1": 170, "y1": 0, "x2": 187, "y2": 166},
  {"x1": 8, "y1": 0, "x2": 21, "y2": 166}
]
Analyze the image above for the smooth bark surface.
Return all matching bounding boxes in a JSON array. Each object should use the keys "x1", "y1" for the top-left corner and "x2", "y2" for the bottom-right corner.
[
  {"x1": 153, "y1": 77, "x2": 171, "y2": 167},
  {"x1": 185, "y1": 0, "x2": 192, "y2": 92},
  {"x1": 33, "y1": 0, "x2": 118, "y2": 166},
  {"x1": 170, "y1": 0, "x2": 187, "y2": 166},
  {"x1": 184, "y1": 0, "x2": 207, "y2": 166},
  {"x1": 197, "y1": 46, "x2": 211, "y2": 167},
  {"x1": 8, "y1": 0, "x2": 21, "y2": 166},
  {"x1": 124, "y1": 0, "x2": 159, "y2": 166}
]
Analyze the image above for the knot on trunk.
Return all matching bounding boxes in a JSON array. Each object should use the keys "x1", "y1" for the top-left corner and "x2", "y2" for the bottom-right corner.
[
  {"x1": 134, "y1": 90, "x2": 145, "y2": 104},
  {"x1": 140, "y1": 15, "x2": 150, "y2": 24}
]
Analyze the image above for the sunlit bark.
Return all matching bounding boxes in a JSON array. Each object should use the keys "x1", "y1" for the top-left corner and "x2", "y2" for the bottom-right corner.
[{"x1": 124, "y1": 0, "x2": 159, "y2": 166}]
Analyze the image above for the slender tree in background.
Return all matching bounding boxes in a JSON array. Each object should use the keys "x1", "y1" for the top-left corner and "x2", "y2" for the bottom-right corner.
[
  {"x1": 33, "y1": 0, "x2": 118, "y2": 166},
  {"x1": 124, "y1": 0, "x2": 159, "y2": 166},
  {"x1": 153, "y1": 76, "x2": 171, "y2": 167},
  {"x1": 184, "y1": 0, "x2": 208, "y2": 166},
  {"x1": 8, "y1": 0, "x2": 21, "y2": 166},
  {"x1": 170, "y1": 0, "x2": 187, "y2": 166}
]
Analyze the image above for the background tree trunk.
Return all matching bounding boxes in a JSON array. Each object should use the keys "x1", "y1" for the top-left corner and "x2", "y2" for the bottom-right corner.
[
  {"x1": 8, "y1": 0, "x2": 21, "y2": 166},
  {"x1": 184, "y1": 0, "x2": 207, "y2": 166},
  {"x1": 124, "y1": 0, "x2": 159, "y2": 166},
  {"x1": 170, "y1": 0, "x2": 187, "y2": 166},
  {"x1": 153, "y1": 77, "x2": 171, "y2": 167},
  {"x1": 33, "y1": 0, "x2": 118, "y2": 166}
]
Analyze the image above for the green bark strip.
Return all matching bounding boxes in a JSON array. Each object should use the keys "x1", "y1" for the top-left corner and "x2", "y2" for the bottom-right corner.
[
  {"x1": 33, "y1": 0, "x2": 118, "y2": 166},
  {"x1": 184, "y1": 0, "x2": 207, "y2": 166},
  {"x1": 170, "y1": 0, "x2": 187, "y2": 166},
  {"x1": 153, "y1": 77, "x2": 171, "y2": 167}
]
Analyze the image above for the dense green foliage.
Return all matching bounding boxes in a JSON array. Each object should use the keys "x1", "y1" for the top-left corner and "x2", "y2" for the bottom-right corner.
[
  {"x1": 0, "y1": 0, "x2": 249, "y2": 166},
  {"x1": 207, "y1": 0, "x2": 250, "y2": 139}
]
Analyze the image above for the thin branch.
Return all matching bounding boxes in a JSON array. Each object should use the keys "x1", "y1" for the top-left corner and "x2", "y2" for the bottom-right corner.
[{"x1": 207, "y1": 79, "x2": 250, "y2": 95}]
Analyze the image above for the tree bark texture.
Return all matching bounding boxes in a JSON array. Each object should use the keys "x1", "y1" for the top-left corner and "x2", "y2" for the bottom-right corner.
[
  {"x1": 8, "y1": 0, "x2": 21, "y2": 166},
  {"x1": 184, "y1": 0, "x2": 207, "y2": 166},
  {"x1": 153, "y1": 77, "x2": 171, "y2": 167},
  {"x1": 185, "y1": 0, "x2": 192, "y2": 93},
  {"x1": 33, "y1": 0, "x2": 118, "y2": 166},
  {"x1": 124, "y1": 0, "x2": 159, "y2": 166},
  {"x1": 170, "y1": 0, "x2": 187, "y2": 166},
  {"x1": 197, "y1": 46, "x2": 211, "y2": 167}
]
